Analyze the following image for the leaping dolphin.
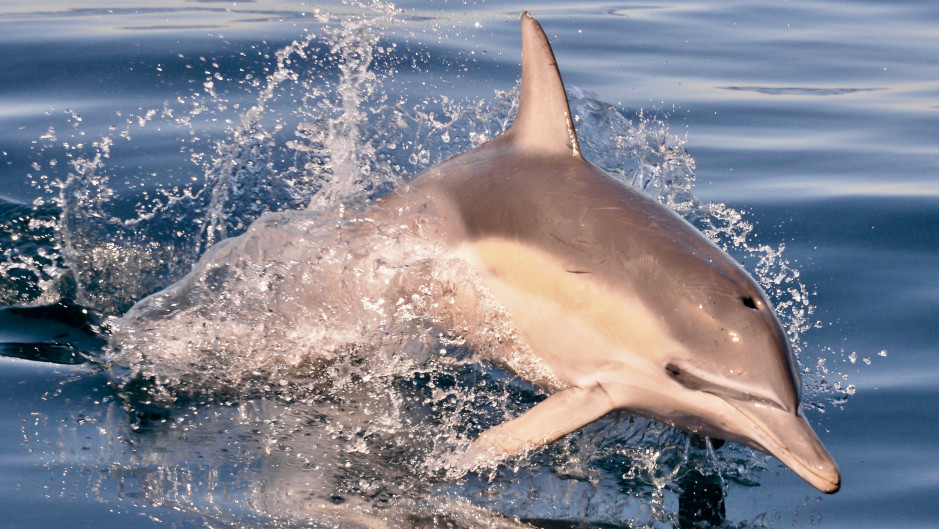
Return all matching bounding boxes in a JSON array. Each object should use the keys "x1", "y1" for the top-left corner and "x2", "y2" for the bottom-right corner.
[
  {"x1": 379, "y1": 12, "x2": 840, "y2": 493},
  {"x1": 113, "y1": 11, "x2": 840, "y2": 495}
]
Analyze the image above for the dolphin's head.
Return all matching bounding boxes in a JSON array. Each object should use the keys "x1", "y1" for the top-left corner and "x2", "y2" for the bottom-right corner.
[
  {"x1": 665, "y1": 259, "x2": 801, "y2": 412},
  {"x1": 620, "y1": 250, "x2": 841, "y2": 493}
]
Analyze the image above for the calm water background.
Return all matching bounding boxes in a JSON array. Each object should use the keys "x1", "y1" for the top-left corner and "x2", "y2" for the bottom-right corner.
[{"x1": 0, "y1": 1, "x2": 936, "y2": 528}]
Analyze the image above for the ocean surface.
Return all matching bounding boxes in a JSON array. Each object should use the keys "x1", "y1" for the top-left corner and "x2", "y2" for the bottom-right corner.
[{"x1": 0, "y1": 1, "x2": 936, "y2": 528}]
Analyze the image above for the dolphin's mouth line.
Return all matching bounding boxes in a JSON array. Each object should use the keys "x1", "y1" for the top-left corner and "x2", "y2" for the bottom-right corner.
[
  {"x1": 611, "y1": 380, "x2": 837, "y2": 491},
  {"x1": 725, "y1": 400, "x2": 840, "y2": 492},
  {"x1": 665, "y1": 363, "x2": 789, "y2": 412}
]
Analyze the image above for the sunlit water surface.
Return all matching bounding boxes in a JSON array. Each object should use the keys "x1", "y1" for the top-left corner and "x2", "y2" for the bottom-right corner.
[{"x1": 0, "y1": 1, "x2": 936, "y2": 528}]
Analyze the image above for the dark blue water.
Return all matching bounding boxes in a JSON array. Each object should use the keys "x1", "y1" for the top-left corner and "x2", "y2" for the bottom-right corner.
[{"x1": 1, "y1": 1, "x2": 936, "y2": 528}]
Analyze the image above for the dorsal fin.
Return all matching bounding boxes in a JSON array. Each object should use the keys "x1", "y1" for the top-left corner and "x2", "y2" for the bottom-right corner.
[{"x1": 506, "y1": 12, "x2": 582, "y2": 158}]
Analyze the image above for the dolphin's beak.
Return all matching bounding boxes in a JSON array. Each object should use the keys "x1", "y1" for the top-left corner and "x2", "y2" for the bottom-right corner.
[{"x1": 727, "y1": 400, "x2": 841, "y2": 493}]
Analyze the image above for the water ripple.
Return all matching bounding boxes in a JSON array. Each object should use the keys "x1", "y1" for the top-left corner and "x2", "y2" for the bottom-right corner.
[{"x1": 722, "y1": 85, "x2": 880, "y2": 97}]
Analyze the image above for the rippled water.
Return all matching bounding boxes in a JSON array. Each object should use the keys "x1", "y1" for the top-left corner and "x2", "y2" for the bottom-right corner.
[{"x1": 0, "y1": 1, "x2": 936, "y2": 528}]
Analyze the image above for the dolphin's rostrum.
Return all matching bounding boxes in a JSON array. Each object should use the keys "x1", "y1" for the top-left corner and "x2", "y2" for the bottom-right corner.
[{"x1": 381, "y1": 12, "x2": 840, "y2": 493}]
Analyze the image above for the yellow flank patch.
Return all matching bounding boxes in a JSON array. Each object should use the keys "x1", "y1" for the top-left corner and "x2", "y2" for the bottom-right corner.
[
  {"x1": 464, "y1": 238, "x2": 675, "y2": 362},
  {"x1": 472, "y1": 238, "x2": 593, "y2": 312}
]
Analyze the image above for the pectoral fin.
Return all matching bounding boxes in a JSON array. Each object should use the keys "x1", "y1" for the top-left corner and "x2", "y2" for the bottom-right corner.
[{"x1": 465, "y1": 384, "x2": 614, "y2": 465}]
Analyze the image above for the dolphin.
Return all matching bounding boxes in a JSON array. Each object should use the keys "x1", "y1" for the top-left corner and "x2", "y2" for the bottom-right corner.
[
  {"x1": 112, "y1": 11, "x2": 840, "y2": 495},
  {"x1": 378, "y1": 12, "x2": 840, "y2": 493}
]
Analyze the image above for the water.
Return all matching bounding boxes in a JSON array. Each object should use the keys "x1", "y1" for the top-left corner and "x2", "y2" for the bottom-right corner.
[{"x1": 0, "y1": 1, "x2": 936, "y2": 527}]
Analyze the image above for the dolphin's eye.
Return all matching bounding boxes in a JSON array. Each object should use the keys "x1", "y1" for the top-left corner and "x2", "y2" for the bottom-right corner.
[{"x1": 741, "y1": 296, "x2": 757, "y2": 309}]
